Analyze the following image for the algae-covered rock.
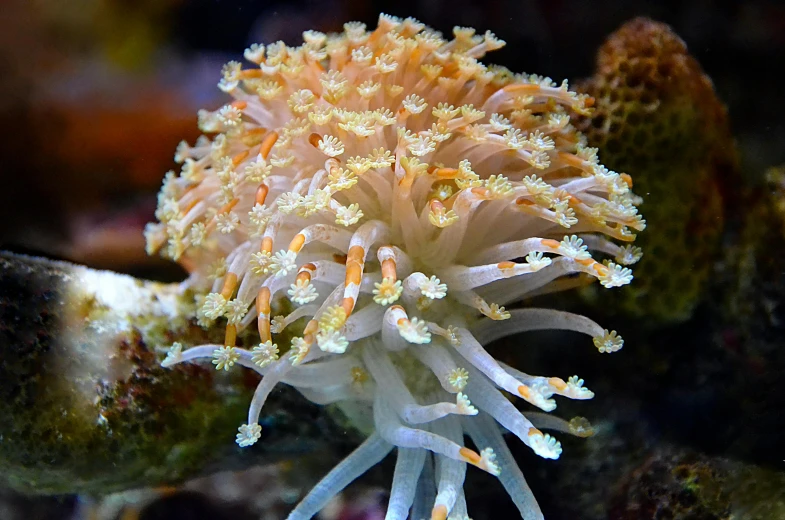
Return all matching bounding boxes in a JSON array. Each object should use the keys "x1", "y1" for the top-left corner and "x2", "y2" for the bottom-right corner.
[{"x1": 0, "y1": 253, "x2": 349, "y2": 495}]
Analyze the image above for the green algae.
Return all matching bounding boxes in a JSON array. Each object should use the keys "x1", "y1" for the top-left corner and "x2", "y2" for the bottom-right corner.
[{"x1": 0, "y1": 253, "x2": 352, "y2": 496}]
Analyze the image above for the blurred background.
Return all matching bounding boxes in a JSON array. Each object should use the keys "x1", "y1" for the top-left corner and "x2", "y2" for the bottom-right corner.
[
  {"x1": 1, "y1": 0, "x2": 783, "y2": 276},
  {"x1": 1, "y1": 0, "x2": 784, "y2": 519}
]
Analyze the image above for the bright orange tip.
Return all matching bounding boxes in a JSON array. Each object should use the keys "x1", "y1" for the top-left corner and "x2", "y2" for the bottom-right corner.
[
  {"x1": 259, "y1": 131, "x2": 279, "y2": 159},
  {"x1": 255, "y1": 184, "x2": 269, "y2": 205},
  {"x1": 308, "y1": 133, "x2": 323, "y2": 148},
  {"x1": 381, "y1": 258, "x2": 396, "y2": 278},
  {"x1": 224, "y1": 324, "x2": 237, "y2": 347},
  {"x1": 459, "y1": 447, "x2": 482, "y2": 464},
  {"x1": 232, "y1": 150, "x2": 250, "y2": 166},
  {"x1": 217, "y1": 198, "x2": 239, "y2": 215},
  {"x1": 256, "y1": 287, "x2": 271, "y2": 315},
  {"x1": 347, "y1": 245, "x2": 365, "y2": 264},
  {"x1": 289, "y1": 233, "x2": 306, "y2": 253},
  {"x1": 431, "y1": 505, "x2": 448, "y2": 520},
  {"x1": 548, "y1": 377, "x2": 567, "y2": 391},
  {"x1": 220, "y1": 272, "x2": 238, "y2": 299},
  {"x1": 238, "y1": 68, "x2": 263, "y2": 79},
  {"x1": 434, "y1": 167, "x2": 458, "y2": 178}
]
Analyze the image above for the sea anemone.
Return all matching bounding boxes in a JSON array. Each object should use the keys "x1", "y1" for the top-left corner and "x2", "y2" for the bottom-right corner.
[{"x1": 146, "y1": 14, "x2": 644, "y2": 519}]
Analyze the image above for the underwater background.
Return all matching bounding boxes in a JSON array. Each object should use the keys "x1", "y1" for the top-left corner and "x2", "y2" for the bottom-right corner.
[{"x1": 0, "y1": 0, "x2": 784, "y2": 519}]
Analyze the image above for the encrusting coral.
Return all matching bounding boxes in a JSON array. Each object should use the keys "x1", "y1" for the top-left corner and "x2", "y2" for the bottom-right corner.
[
  {"x1": 576, "y1": 17, "x2": 737, "y2": 323},
  {"x1": 144, "y1": 14, "x2": 644, "y2": 519}
]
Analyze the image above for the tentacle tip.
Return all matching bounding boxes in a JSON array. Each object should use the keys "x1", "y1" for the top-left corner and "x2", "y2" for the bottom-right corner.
[
  {"x1": 528, "y1": 428, "x2": 562, "y2": 460},
  {"x1": 236, "y1": 423, "x2": 262, "y2": 447},
  {"x1": 458, "y1": 446, "x2": 481, "y2": 465},
  {"x1": 431, "y1": 504, "x2": 449, "y2": 520},
  {"x1": 566, "y1": 375, "x2": 595, "y2": 399},
  {"x1": 593, "y1": 329, "x2": 624, "y2": 353},
  {"x1": 568, "y1": 416, "x2": 596, "y2": 438},
  {"x1": 161, "y1": 343, "x2": 183, "y2": 368},
  {"x1": 456, "y1": 392, "x2": 478, "y2": 415},
  {"x1": 479, "y1": 447, "x2": 501, "y2": 476}
]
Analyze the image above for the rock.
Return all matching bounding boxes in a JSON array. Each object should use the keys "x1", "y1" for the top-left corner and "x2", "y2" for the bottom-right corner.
[{"x1": 0, "y1": 253, "x2": 349, "y2": 495}]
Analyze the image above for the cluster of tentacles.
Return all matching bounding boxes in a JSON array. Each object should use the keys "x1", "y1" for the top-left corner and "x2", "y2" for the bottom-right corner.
[{"x1": 147, "y1": 14, "x2": 643, "y2": 519}]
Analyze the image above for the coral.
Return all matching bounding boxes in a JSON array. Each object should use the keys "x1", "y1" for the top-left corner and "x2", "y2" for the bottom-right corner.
[
  {"x1": 730, "y1": 464, "x2": 785, "y2": 520},
  {"x1": 0, "y1": 253, "x2": 344, "y2": 495},
  {"x1": 608, "y1": 444, "x2": 785, "y2": 520},
  {"x1": 146, "y1": 15, "x2": 644, "y2": 519},
  {"x1": 609, "y1": 449, "x2": 731, "y2": 520},
  {"x1": 576, "y1": 17, "x2": 738, "y2": 323}
]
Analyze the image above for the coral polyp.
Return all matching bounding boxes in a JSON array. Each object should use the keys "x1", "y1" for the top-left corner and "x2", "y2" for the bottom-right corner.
[{"x1": 146, "y1": 14, "x2": 644, "y2": 519}]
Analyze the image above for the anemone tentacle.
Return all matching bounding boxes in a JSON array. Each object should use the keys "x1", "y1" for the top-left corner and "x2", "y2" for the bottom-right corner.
[{"x1": 150, "y1": 14, "x2": 642, "y2": 519}]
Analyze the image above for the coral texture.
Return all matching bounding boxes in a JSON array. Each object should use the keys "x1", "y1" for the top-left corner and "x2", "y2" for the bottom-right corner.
[
  {"x1": 608, "y1": 449, "x2": 731, "y2": 520},
  {"x1": 146, "y1": 15, "x2": 644, "y2": 519},
  {"x1": 576, "y1": 17, "x2": 737, "y2": 323}
]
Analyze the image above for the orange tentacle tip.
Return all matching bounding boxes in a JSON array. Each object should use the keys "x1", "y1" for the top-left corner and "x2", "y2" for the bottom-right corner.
[
  {"x1": 255, "y1": 184, "x2": 270, "y2": 205},
  {"x1": 220, "y1": 273, "x2": 238, "y2": 299},
  {"x1": 259, "y1": 131, "x2": 279, "y2": 159},
  {"x1": 548, "y1": 377, "x2": 568, "y2": 391},
  {"x1": 459, "y1": 447, "x2": 482, "y2": 464},
  {"x1": 232, "y1": 150, "x2": 250, "y2": 166},
  {"x1": 308, "y1": 132, "x2": 323, "y2": 148},
  {"x1": 431, "y1": 505, "x2": 448, "y2": 520},
  {"x1": 224, "y1": 324, "x2": 237, "y2": 347},
  {"x1": 256, "y1": 287, "x2": 271, "y2": 314},
  {"x1": 289, "y1": 233, "x2": 306, "y2": 253}
]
